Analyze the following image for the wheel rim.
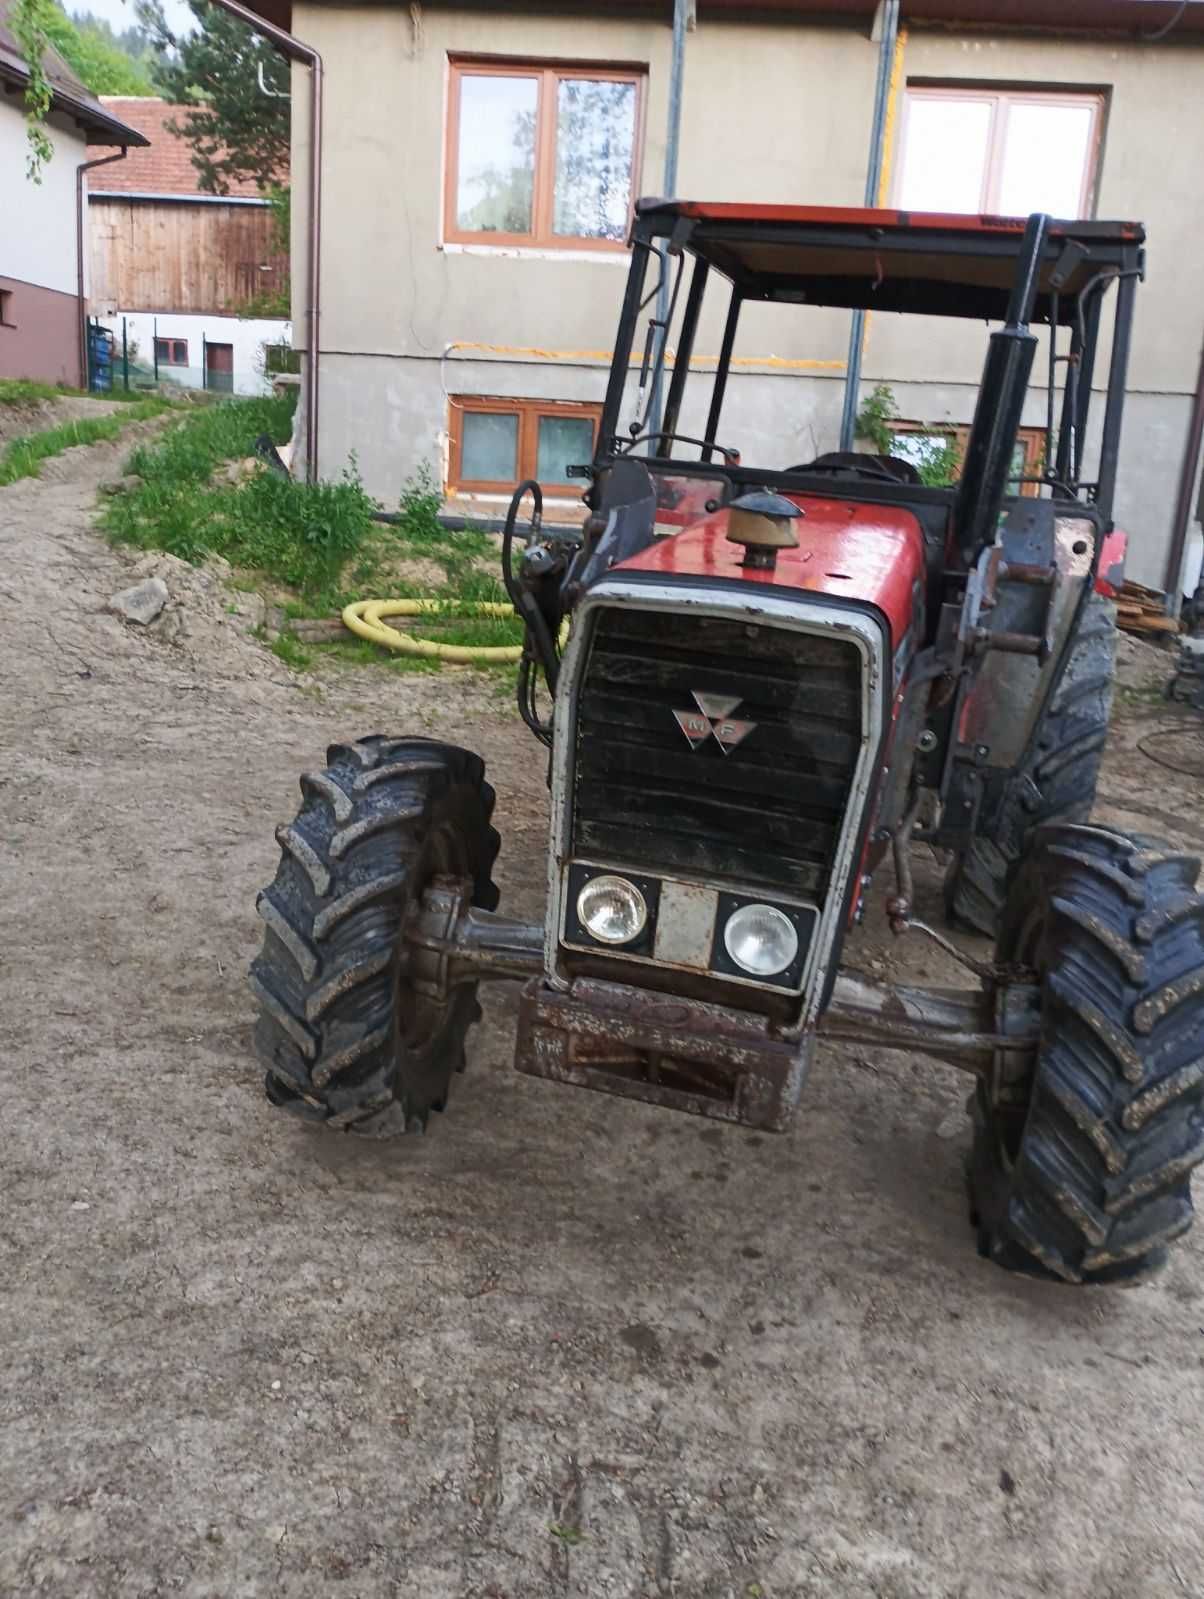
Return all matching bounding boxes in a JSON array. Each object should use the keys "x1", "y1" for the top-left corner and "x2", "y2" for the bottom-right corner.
[
  {"x1": 392, "y1": 814, "x2": 473, "y2": 1110},
  {"x1": 992, "y1": 900, "x2": 1046, "y2": 1160}
]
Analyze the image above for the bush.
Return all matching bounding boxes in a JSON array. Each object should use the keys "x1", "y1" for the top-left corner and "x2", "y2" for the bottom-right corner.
[{"x1": 104, "y1": 393, "x2": 379, "y2": 602}]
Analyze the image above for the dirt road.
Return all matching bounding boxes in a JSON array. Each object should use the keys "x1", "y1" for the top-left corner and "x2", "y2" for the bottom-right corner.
[{"x1": 3, "y1": 438, "x2": 1204, "y2": 1599}]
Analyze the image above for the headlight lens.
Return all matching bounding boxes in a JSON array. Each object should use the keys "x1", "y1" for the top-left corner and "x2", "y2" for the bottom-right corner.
[
  {"x1": 577, "y1": 875, "x2": 648, "y2": 945},
  {"x1": 723, "y1": 903, "x2": 799, "y2": 976}
]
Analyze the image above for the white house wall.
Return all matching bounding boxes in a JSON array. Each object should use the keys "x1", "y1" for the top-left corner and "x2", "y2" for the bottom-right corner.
[{"x1": 97, "y1": 310, "x2": 291, "y2": 396}]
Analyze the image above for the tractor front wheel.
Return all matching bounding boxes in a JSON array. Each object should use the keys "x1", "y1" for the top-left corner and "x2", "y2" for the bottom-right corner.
[
  {"x1": 250, "y1": 736, "x2": 499, "y2": 1136},
  {"x1": 970, "y1": 823, "x2": 1204, "y2": 1283}
]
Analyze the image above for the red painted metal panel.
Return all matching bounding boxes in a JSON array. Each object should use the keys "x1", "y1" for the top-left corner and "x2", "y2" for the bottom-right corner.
[
  {"x1": 615, "y1": 495, "x2": 928, "y2": 646},
  {"x1": 669, "y1": 201, "x2": 1142, "y2": 240},
  {"x1": 1096, "y1": 528, "x2": 1127, "y2": 597}
]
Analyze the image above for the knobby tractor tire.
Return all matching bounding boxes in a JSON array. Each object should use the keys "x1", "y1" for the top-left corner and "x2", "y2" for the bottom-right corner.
[
  {"x1": 970, "y1": 823, "x2": 1204, "y2": 1283},
  {"x1": 250, "y1": 736, "x2": 500, "y2": 1137},
  {"x1": 947, "y1": 592, "x2": 1116, "y2": 939}
]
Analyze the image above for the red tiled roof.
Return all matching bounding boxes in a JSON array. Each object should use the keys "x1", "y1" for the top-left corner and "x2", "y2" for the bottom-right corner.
[{"x1": 89, "y1": 98, "x2": 269, "y2": 197}]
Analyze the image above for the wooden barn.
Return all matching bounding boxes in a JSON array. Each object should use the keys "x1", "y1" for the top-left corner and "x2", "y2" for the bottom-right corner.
[{"x1": 88, "y1": 98, "x2": 289, "y2": 395}]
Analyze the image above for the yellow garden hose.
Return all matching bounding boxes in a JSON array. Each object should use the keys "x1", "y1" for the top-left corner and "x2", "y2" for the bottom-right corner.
[{"x1": 342, "y1": 598, "x2": 525, "y2": 664}]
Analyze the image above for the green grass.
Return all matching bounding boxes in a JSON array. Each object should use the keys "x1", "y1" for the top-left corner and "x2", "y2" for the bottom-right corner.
[
  {"x1": 0, "y1": 377, "x2": 156, "y2": 407},
  {"x1": 103, "y1": 393, "x2": 375, "y2": 601},
  {"x1": 103, "y1": 418, "x2": 523, "y2": 675},
  {"x1": 0, "y1": 397, "x2": 176, "y2": 487}
]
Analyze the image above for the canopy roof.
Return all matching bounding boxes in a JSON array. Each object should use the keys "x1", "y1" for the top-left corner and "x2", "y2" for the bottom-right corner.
[{"x1": 635, "y1": 200, "x2": 1145, "y2": 324}]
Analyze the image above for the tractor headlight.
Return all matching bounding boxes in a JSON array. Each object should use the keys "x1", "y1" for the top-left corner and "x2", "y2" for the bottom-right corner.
[
  {"x1": 723, "y1": 903, "x2": 799, "y2": 976},
  {"x1": 576, "y1": 875, "x2": 648, "y2": 945}
]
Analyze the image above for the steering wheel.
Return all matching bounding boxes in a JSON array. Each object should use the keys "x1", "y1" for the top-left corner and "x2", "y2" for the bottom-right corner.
[{"x1": 620, "y1": 431, "x2": 741, "y2": 465}]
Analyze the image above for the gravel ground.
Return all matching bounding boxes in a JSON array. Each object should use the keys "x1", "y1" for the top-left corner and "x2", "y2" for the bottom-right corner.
[{"x1": 2, "y1": 437, "x2": 1204, "y2": 1599}]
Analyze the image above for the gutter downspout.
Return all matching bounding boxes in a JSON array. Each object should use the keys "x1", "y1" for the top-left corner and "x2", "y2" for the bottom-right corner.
[
  {"x1": 77, "y1": 148, "x2": 127, "y2": 388},
  {"x1": 1163, "y1": 335, "x2": 1204, "y2": 618},
  {"x1": 838, "y1": 0, "x2": 901, "y2": 451},
  {"x1": 204, "y1": 0, "x2": 322, "y2": 483},
  {"x1": 648, "y1": 0, "x2": 690, "y2": 444}
]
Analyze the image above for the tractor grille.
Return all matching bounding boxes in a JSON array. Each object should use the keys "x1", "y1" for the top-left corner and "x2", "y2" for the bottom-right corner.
[{"x1": 572, "y1": 608, "x2": 864, "y2": 902}]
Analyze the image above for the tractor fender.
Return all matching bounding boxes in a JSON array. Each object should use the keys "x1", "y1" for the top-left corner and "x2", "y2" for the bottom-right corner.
[{"x1": 1095, "y1": 529, "x2": 1127, "y2": 597}]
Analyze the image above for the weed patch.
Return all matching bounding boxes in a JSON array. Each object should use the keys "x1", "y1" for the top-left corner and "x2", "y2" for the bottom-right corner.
[
  {"x1": 0, "y1": 377, "x2": 154, "y2": 407},
  {"x1": 0, "y1": 398, "x2": 175, "y2": 487}
]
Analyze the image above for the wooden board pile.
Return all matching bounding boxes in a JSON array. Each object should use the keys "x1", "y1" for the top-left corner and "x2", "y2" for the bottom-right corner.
[{"x1": 1116, "y1": 579, "x2": 1181, "y2": 638}]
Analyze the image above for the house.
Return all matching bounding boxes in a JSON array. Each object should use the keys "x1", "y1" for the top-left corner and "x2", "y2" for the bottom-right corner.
[
  {"x1": 0, "y1": 0, "x2": 147, "y2": 387},
  {"x1": 87, "y1": 96, "x2": 289, "y2": 395},
  {"x1": 233, "y1": 0, "x2": 1204, "y2": 594}
]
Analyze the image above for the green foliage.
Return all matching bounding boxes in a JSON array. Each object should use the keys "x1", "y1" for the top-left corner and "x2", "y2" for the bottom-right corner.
[
  {"x1": 43, "y1": 5, "x2": 154, "y2": 93},
  {"x1": 13, "y1": 0, "x2": 153, "y2": 178},
  {"x1": 913, "y1": 435, "x2": 961, "y2": 488},
  {"x1": 11, "y1": 0, "x2": 54, "y2": 181},
  {"x1": 855, "y1": 382, "x2": 961, "y2": 487},
  {"x1": 138, "y1": 0, "x2": 289, "y2": 194},
  {"x1": 854, "y1": 383, "x2": 899, "y2": 454},
  {"x1": 104, "y1": 393, "x2": 379, "y2": 601},
  {"x1": 0, "y1": 377, "x2": 153, "y2": 406},
  {"x1": 270, "y1": 632, "x2": 313, "y2": 671},
  {"x1": 0, "y1": 398, "x2": 173, "y2": 486}
]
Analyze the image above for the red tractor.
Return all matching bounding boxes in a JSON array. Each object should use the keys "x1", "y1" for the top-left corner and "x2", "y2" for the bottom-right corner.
[{"x1": 251, "y1": 203, "x2": 1204, "y2": 1285}]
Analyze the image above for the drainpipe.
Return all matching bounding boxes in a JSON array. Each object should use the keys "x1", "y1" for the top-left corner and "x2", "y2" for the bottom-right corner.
[
  {"x1": 205, "y1": 0, "x2": 322, "y2": 483},
  {"x1": 838, "y1": 0, "x2": 900, "y2": 451},
  {"x1": 648, "y1": 0, "x2": 690, "y2": 443},
  {"x1": 1163, "y1": 335, "x2": 1204, "y2": 618},
  {"x1": 77, "y1": 148, "x2": 127, "y2": 388}
]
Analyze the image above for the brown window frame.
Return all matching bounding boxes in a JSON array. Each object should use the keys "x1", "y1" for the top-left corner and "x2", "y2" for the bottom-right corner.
[
  {"x1": 155, "y1": 337, "x2": 189, "y2": 367},
  {"x1": 896, "y1": 84, "x2": 1105, "y2": 218},
  {"x1": 444, "y1": 58, "x2": 645, "y2": 251},
  {"x1": 448, "y1": 395, "x2": 601, "y2": 494},
  {"x1": 888, "y1": 420, "x2": 1045, "y2": 498}
]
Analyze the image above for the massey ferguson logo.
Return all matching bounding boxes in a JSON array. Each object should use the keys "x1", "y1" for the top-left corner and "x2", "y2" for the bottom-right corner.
[{"x1": 673, "y1": 692, "x2": 756, "y2": 755}]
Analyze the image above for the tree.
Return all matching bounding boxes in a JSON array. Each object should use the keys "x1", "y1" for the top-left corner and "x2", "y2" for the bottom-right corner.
[
  {"x1": 137, "y1": 0, "x2": 289, "y2": 194},
  {"x1": 43, "y1": 4, "x2": 155, "y2": 94},
  {"x1": 12, "y1": 0, "x2": 151, "y2": 179}
]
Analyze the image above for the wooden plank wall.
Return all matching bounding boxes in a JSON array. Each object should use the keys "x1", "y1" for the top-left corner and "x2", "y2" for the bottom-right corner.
[{"x1": 89, "y1": 199, "x2": 288, "y2": 314}]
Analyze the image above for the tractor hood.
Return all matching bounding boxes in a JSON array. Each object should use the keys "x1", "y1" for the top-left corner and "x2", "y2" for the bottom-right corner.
[{"x1": 614, "y1": 495, "x2": 928, "y2": 647}]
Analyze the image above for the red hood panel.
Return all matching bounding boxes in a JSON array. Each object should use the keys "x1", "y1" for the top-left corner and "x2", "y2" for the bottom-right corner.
[{"x1": 615, "y1": 495, "x2": 929, "y2": 646}]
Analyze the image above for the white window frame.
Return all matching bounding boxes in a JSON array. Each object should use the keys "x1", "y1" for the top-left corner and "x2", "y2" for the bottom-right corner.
[{"x1": 895, "y1": 85, "x2": 1105, "y2": 219}]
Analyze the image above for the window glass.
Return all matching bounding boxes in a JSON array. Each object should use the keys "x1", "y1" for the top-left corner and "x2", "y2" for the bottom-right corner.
[
  {"x1": 898, "y1": 98, "x2": 993, "y2": 212},
  {"x1": 553, "y1": 78, "x2": 637, "y2": 240},
  {"x1": 998, "y1": 101, "x2": 1094, "y2": 217},
  {"x1": 461, "y1": 411, "x2": 519, "y2": 481},
  {"x1": 456, "y1": 74, "x2": 539, "y2": 234},
  {"x1": 536, "y1": 414, "x2": 595, "y2": 481}
]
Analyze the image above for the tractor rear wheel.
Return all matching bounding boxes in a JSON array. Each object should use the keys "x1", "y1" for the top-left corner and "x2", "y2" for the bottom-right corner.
[
  {"x1": 250, "y1": 736, "x2": 499, "y2": 1136},
  {"x1": 947, "y1": 591, "x2": 1116, "y2": 938},
  {"x1": 969, "y1": 823, "x2": 1204, "y2": 1283}
]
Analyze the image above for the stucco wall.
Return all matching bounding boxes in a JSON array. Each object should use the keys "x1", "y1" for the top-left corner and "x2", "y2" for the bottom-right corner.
[{"x1": 289, "y1": 5, "x2": 1204, "y2": 589}]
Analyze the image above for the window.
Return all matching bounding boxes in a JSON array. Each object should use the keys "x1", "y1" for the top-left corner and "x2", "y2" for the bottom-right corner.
[
  {"x1": 897, "y1": 86, "x2": 1103, "y2": 218},
  {"x1": 887, "y1": 421, "x2": 1045, "y2": 496},
  {"x1": 155, "y1": 337, "x2": 188, "y2": 367},
  {"x1": 445, "y1": 60, "x2": 643, "y2": 248},
  {"x1": 0, "y1": 289, "x2": 13, "y2": 326},
  {"x1": 449, "y1": 397, "x2": 600, "y2": 492}
]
